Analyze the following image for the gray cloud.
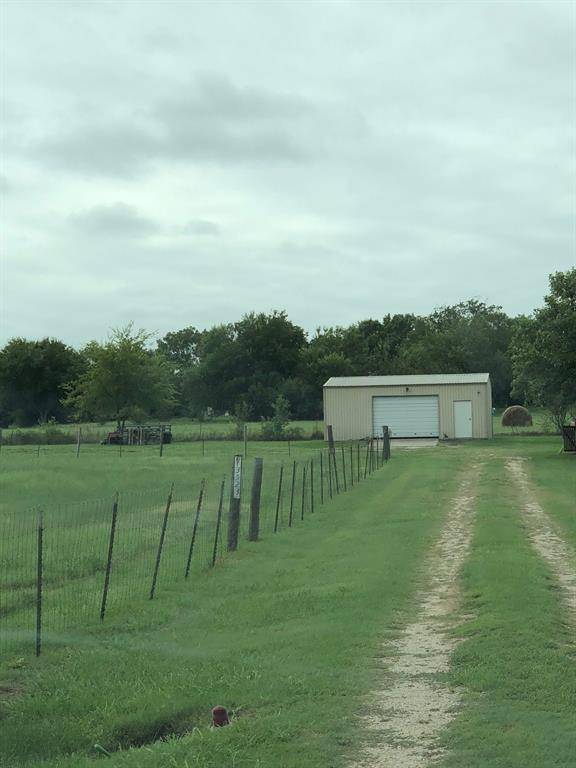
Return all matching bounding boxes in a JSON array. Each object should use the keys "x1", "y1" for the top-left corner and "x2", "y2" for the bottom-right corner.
[
  {"x1": 37, "y1": 125, "x2": 161, "y2": 178},
  {"x1": 29, "y1": 75, "x2": 311, "y2": 177},
  {"x1": 1, "y1": 0, "x2": 574, "y2": 346},
  {"x1": 69, "y1": 203, "x2": 159, "y2": 237},
  {"x1": 182, "y1": 220, "x2": 221, "y2": 236}
]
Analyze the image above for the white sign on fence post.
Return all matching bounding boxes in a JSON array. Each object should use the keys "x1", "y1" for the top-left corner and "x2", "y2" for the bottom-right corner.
[
  {"x1": 233, "y1": 455, "x2": 243, "y2": 500},
  {"x1": 228, "y1": 454, "x2": 243, "y2": 552}
]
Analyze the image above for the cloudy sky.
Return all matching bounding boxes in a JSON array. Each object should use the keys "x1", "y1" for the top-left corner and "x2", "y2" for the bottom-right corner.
[{"x1": 1, "y1": 0, "x2": 574, "y2": 347}]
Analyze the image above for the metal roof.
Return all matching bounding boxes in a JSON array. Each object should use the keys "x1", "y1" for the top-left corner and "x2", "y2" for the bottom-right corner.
[{"x1": 324, "y1": 373, "x2": 490, "y2": 388}]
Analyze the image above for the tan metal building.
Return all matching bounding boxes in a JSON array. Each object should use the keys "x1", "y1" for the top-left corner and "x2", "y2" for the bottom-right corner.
[{"x1": 323, "y1": 373, "x2": 492, "y2": 440}]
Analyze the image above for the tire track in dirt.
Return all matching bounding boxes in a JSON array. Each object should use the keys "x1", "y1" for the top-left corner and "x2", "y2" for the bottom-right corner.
[
  {"x1": 506, "y1": 456, "x2": 576, "y2": 615},
  {"x1": 351, "y1": 465, "x2": 482, "y2": 768}
]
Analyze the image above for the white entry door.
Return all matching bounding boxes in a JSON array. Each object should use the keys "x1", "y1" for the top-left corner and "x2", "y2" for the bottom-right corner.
[
  {"x1": 372, "y1": 396, "x2": 439, "y2": 438},
  {"x1": 454, "y1": 400, "x2": 473, "y2": 438}
]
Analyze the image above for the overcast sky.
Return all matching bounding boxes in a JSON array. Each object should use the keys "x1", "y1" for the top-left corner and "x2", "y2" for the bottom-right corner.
[{"x1": 1, "y1": 0, "x2": 574, "y2": 347}]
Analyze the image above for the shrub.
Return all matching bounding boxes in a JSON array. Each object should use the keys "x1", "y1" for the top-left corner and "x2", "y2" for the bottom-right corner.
[{"x1": 501, "y1": 406, "x2": 533, "y2": 428}]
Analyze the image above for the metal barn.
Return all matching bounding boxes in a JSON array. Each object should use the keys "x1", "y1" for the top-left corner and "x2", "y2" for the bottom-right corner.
[{"x1": 323, "y1": 374, "x2": 493, "y2": 440}]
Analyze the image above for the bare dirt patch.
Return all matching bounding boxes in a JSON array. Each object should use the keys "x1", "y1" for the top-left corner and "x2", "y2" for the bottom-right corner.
[
  {"x1": 506, "y1": 457, "x2": 576, "y2": 615},
  {"x1": 351, "y1": 465, "x2": 482, "y2": 768}
]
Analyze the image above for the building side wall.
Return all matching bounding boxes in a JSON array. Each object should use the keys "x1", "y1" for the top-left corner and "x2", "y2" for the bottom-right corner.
[{"x1": 324, "y1": 383, "x2": 492, "y2": 440}]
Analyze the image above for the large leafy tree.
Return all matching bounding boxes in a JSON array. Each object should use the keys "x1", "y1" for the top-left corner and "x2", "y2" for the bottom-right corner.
[
  {"x1": 181, "y1": 312, "x2": 308, "y2": 419},
  {"x1": 157, "y1": 326, "x2": 201, "y2": 368},
  {"x1": 511, "y1": 269, "x2": 576, "y2": 429},
  {"x1": 396, "y1": 301, "x2": 515, "y2": 405},
  {"x1": 64, "y1": 325, "x2": 176, "y2": 430},
  {"x1": 156, "y1": 326, "x2": 201, "y2": 415},
  {"x1": 0, "y1": 338, "x2": 84, "y2": 426}
]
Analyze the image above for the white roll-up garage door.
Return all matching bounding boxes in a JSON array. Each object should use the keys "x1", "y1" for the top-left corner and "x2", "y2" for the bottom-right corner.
[{"x1": 372, "y1": 396, "x2": 439, "y2": 438}]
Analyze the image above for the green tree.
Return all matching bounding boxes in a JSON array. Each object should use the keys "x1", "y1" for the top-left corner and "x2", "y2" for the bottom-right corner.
[
  {"x1": 397, "y1": 301, "x2": 515, "y2": 406},
  {"x1": 63, "y1": 325, "x2": 176, "y2": 430},
  {"x1": 511, "y1": 269, "x2": 576, "y2": 429},
  {"x1": 156, "y1": 326, "x2": 201, "y2": 368},
  {"x1": 181, "y1": 312, "x2": 307, "y2": 419},
  {"x1": 262, "y1": 394, "x2": 291, "y2": 439},
  {"x1": 0, "y1": 338, "x2": 84, "y2": 426},
  {"x1": 156, "y1": 326, "x2": 201, "y2": 415}
]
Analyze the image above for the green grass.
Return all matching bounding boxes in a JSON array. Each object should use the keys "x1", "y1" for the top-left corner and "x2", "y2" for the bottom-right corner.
[
  {"x1": 0, "y1": 446, "x2": 464, "y2": 767},
  {"x1": 0, "y1": 439, "x2": 348, "y2": 659},
  {"x1": 492, "y1": 407, "x2": 557, "y2": 435},
  {"x1": 2, "y1": 435, "x2": 574, "y2": 767},
  {"x1": 1, "y1": 417, "x2": 323, "y2": 444},
  {"x1": 0, "y1": 439, "x2": 320, "y2": 515},
  {"x1": 441, "y1": 452, "x2": 576, "y2": 767}
]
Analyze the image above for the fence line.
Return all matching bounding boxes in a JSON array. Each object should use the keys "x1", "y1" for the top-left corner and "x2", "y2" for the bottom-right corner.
[{"x1": 0, "y1": 437, "x2": 390, "y2": 657}]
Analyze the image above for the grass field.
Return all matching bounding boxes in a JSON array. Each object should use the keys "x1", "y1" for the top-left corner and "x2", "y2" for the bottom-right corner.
[
  {"x1": 1, "y1": 435, "x2": 574, "y2": 767},
  {"x1": 0, "y1": 407, "x2": 559, "y2": 446}
]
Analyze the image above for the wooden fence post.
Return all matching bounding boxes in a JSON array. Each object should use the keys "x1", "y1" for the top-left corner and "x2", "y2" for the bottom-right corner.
[
  {"x1": 383, "y1": 426, "x2": 391, "y2": 461},
  {"x1": 327, "y1": 425, "x2": 335, "y2": 453},
  {"x1": 248, "y1": 458, "x2": 263, "y2": 541},
  {"x1": 227, "y1": 455, "x2": 243, "y2": 551}
]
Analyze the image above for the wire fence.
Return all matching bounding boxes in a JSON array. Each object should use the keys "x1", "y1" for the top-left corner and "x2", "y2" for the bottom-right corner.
[{"x1": 0, "y1": 433, "x2": 391, "y2": 658}]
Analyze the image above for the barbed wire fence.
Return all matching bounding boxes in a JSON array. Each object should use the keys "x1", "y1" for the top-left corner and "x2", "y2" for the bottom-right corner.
[{"x1": 0, "y1": 430, "x2": 391, "y2": 658}]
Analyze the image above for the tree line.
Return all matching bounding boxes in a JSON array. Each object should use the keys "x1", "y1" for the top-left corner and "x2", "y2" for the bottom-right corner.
[{"x1": 0, "y1": 269, "x2": 574, "y2": 430}]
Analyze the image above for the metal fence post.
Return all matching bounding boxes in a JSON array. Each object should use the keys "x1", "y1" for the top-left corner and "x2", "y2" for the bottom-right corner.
[
  {"x1": 149, "y1": 483, "x2": 173, "y2": 599},
  {"x1": 274, "y1": 464, "x2": 284, "y2": 533},
  {"x1": 288, "y1": 460, "x2": 297, "y2": 527},
  {"x1": 341, "y1": 445, "x2": 347, "y2": 491},
  {"x1": 211, "y1": 479, "x2": 226, "y2": 567},
  {"x1": 310, "y1": 459, "x2": 314, "y2": 513},
  {"x1": 100, "y1": 492, "x2": 119, "y2": 621},
  {"x1": 248, "y1": 458, "x2": 263, "y2": 541},
  {"x1": 35, "y1": 511, "x2": 44, "y2": 657},
  {"x1": 332, "y1": 449, "x2": 340, "y2": 493},
  {"x1": 185, "y1": 479, "x2": 205, "y2": 578},
  {"x1": 300, "y1": 463, "x2": 307, "y2": 521},
  {"x1": 349, "y1": 443, "x2": 354, "y2": 487}
]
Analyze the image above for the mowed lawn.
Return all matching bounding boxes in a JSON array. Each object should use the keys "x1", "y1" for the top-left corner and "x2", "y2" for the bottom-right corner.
[
  {"x1": 0, "y1": 438, "x2": 317, "y2": 516},
  {"x1": 0, "y1": 436, "x2": 574, "y2": 767}
]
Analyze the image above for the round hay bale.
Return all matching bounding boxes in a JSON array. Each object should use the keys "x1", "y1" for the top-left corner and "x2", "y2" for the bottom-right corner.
[{"x1": 501, "y1": 406, "x2": 533, "y2": 428}]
